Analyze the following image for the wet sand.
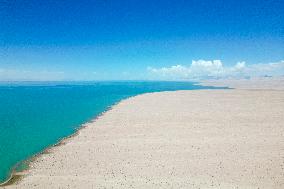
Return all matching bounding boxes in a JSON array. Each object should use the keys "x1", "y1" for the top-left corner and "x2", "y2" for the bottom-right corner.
[{"x1": 3, "y1": 80, "x2": 284, "y2": 188}]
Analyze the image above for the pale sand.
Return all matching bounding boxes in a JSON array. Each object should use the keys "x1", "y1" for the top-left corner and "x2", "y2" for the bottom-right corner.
[
  {"x1": 3, "y1": 81, "x2": 284, "y2": 188},
  {"x1": 200, "y1": 77, "x2": 284, "y2": 90}
]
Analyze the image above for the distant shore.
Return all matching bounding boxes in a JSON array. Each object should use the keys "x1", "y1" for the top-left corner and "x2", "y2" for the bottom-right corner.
[
  {"x1": 3, "y1": 78, "x2": 284, "y2": 189},
  {"x1": 199, "y1": 77, "x2": 284, "y2": 90}
]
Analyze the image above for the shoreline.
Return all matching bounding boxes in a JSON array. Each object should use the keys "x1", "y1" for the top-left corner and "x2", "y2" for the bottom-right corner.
[
  {"x1": 0, "y1": 90, "x2": 186, "y2": 186},
  {"x1": 199, "y1": 77, "x2": 284, "y2": 90},
  {"x1": 0, "y1": 96, "x2": 121, "y2": 186},
  {"x1": 2, "y1": 79, "x2": 284, "y2": 188},
  {"x1": 0, "y1": 118, "x2": 89, "y2": 187},
  {"x1": 0, "y1": 100, "x2": 118, "y2": 186}
]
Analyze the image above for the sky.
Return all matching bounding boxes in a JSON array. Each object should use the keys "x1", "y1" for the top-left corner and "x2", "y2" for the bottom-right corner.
[{"x1": 0, "y1": 0, "x2": 283, "y2": 81}]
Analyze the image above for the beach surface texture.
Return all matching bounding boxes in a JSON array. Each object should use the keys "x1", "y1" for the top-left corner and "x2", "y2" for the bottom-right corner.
[{"x1": 3, "y1": 79, "x2": 284, "y2": 189}]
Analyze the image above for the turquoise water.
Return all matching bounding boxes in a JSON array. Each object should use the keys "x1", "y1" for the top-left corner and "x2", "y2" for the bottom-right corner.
[{"x1": 0, "y1": 81, "x2": 226, "y2": 183}]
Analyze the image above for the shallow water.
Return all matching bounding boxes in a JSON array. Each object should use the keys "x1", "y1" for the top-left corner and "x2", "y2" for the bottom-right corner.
[{"x1": 0, "y1": 81, "x2": 226, "y2": 182}]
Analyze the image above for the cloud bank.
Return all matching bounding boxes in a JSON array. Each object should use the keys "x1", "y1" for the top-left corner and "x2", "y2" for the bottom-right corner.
[{"x1": 147, "y1": 60, "x2": 284, "y2": 80}]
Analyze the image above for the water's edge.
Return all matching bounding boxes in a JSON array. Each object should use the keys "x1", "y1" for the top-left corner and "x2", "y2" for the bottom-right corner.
[
  {"x1": 0, "y1": 91, "x2": 155, "y2": 186},
  {"x1": 0, "y1": 88, "x2": 230, "y2": 186}
]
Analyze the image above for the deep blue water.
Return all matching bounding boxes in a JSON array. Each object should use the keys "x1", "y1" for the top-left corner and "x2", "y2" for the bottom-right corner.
[{"x1": 0, "y1": 81, "x2": 226, "y2": 183}]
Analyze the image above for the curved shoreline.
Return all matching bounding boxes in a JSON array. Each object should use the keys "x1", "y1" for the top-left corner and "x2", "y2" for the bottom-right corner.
[
  {"x1": 2, "y1": 87, "x2": 284, "y2": 188},
  {"x1": 0, "y1": 92, "x2": 151, "y2": 186},
  {"x1": 0, "y1": 99, "x2": 117, "y2": 186},
  {"x1": 0, "y1": 82, "x2": 230, "y2": 186},
  {"x1": 0, "y1": 120, "x2": 89, "y2": 186}
]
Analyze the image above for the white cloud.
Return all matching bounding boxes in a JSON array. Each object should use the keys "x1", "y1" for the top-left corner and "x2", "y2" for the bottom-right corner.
[
  {"x1": 148, "y1": 65, "x2": 190, "y2": 78},
  {"x1": 190, "y1": 60, "x2": 223, "y2": 77},
  {"x1": 234, "y1": 61, "x2": 246, "y2": 70},
  {"x1": 148, "y1": 60, "x2": 284, "y2": 80}
]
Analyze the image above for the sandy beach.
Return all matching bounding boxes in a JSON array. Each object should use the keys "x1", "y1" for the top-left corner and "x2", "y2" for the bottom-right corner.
[{"x1": 3, "y1": 80, "x2": 284, "y2": 189}]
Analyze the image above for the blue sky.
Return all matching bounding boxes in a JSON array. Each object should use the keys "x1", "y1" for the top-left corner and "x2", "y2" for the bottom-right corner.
[{"x1": 0, "y1": 0, "x2": 283, "y2": 81}]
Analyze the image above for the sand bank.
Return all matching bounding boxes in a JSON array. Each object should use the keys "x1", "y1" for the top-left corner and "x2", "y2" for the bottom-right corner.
[{"x1": 3, "y1": 81, "x2": 284, "y2": 188}]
